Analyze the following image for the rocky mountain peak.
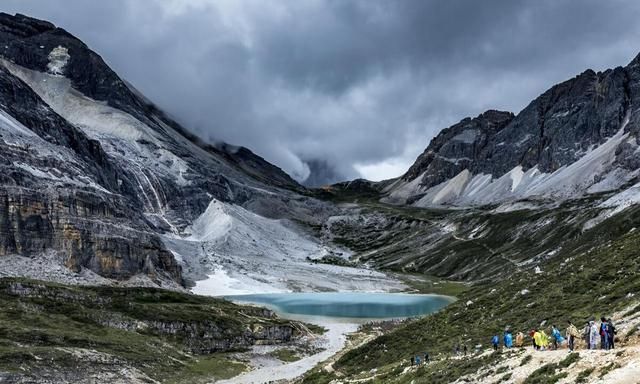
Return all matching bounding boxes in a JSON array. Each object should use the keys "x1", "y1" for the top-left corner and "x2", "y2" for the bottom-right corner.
[
  {"x1": 401, "y1": 109, "x2": 514, "y2": 184},
  {"x1": 0, "y1": 13, "x2": 56, "y2": 37},
  {"x1": 387, "y1": 51, "x2": 640, "y2": 207},
  {"x1": 0, "y1": 12, "x2": 146, "y2": 119},
  {"x1": 627, "y1": 51, "x2": 640, "y2": 67}
]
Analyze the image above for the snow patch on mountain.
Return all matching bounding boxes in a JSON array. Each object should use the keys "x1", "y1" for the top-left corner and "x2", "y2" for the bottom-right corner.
[
  {"x1": 391, "y1": 121, "x2": 634, "y2": 208},
  {"x1": 46, "y1": 46, "x2": 69, "y2": 76},
  {"x1": 166, "y1": 198, "x2": 406, "y2": 295}
]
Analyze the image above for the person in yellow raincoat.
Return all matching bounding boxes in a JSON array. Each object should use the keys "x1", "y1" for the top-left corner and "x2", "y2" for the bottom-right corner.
[
  {"x1": 540, "y1": 330, "x2": 550, "y2": 349},
  {"x1": 533, "y1": 330, "x2": 542, "y2": 350}
]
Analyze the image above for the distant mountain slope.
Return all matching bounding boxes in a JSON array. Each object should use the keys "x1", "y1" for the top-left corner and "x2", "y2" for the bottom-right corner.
[
  {"x1": 385, "y1": 56, "x2": 640, "y2": 207},
  {"x1": 0, "y1": 13, "x2": 319, "y2": 286}
]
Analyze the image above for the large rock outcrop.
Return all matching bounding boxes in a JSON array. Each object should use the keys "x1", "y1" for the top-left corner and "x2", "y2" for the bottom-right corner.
[
  {"x1": 402, "y1": 110, "x2": 515, "y2": 186},
  {"x1": 385, "y1": 55, "x2": 640, "y2": 206}
]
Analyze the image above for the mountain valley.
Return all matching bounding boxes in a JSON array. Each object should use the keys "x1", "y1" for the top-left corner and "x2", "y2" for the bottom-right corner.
[{"x1": 0, "y1": 11, "x2": 639, "y2": 384}]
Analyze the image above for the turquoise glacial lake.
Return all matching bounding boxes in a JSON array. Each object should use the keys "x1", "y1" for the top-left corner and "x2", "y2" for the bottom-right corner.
[{"x1": 226, "y1": 292, "x2": 454, "y2": 320}]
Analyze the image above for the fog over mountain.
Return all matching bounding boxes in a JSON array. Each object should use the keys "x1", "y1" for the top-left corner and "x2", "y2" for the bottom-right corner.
[{"x1": 4, "y1": 0, "x2": 640, "y2": 184}]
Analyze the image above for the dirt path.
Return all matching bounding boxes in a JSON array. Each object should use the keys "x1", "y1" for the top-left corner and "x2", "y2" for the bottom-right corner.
[
  {"x1": 453, "y1": 304, "x2": 640, "y2": 384},
  {"x1": 450, "y1": 344, "x2": 640, "y2": 384}
]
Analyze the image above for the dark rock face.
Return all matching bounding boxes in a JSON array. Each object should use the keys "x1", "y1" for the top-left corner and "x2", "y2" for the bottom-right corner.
[
  {"x1": 142, "y1": 320, "x2": 294, "y2": 354},
  {"x1": 401, "y1": 57, "x2": 640, "y2": 193},
  {"x1": 0, "y1": 13, "x2": 314, "y2": 284},
  {"x1": 0, "y1": 65, "x2": 130, "y2": 193},
  {"x1": 0, "y1": 13, "x2": 149, "y2": 123},
  {"x1": 0, "y1": 48, "x2": 182, "y2": 282},
  {"x1": 0, "y1": 189, "x2": 182, "y2": 283},
  {"x1": 403, "y1": 110, "x2": 514, "y2": 186},
  {"x1": 478, "y1": 68, "x2": 630, "y2": 176}
]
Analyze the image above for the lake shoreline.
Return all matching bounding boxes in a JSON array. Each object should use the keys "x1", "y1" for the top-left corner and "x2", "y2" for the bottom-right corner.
[{"x1": 225, "y1": 292, "x2": 455, "y2": 321}]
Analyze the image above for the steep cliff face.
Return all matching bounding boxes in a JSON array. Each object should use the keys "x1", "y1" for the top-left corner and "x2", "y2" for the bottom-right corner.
[
  {"x1": 385, "y1": 56, "x2": 640, "y2": 207},
  {"x1": 0, "y1": 189, "x2": 183, "y2": 283},
  {"x1": 0, "y1": 13, "x2": 327, "y2": 286},
  {"x1": 0, "y1": 13, "x2": 301, "y2": 192},
  {"x1": 401, "y1": 110, "x2": 515, "y2": 186},
  {"x1": 0, "y1": 43, "x2": 183, "y2": 283},
  {"x1": 475, "y1": 67, "x2": 631, "y2": 177},
  {"x1": 0, "y1": 190, "x2": 181, "y2": 282}
]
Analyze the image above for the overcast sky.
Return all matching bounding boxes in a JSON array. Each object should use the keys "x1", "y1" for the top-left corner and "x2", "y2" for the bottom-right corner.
[{"x1": 4, "y1": 0, "x2": 640, "y2": 184}]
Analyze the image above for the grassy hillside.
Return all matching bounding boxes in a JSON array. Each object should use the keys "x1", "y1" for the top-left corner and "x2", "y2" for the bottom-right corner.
[
  {"x1": 321, "y1": 195, "x2": 615, "y2": 281},
  {"x1": 302, "y1": 204, "x2": 640, "y2": 383},
  {"x1": 0, "y1": 278, "x2": 306, "y2": 383}
]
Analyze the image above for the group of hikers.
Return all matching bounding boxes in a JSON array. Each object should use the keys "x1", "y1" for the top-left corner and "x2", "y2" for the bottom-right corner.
[
  {"x1": 492, "y1": 317, "x2": 617, "y2": 352},
  {"x1": 410, "y1": 317, "x2": 617, "y2": 367},
  {"x1": 410, "y1": 352, "x2": 430, "y2": 366}
]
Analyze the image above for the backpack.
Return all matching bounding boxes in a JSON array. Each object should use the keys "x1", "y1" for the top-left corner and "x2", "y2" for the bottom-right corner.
[{"x1": 492, "y1": 336, "x2": 499, "y2": 345}]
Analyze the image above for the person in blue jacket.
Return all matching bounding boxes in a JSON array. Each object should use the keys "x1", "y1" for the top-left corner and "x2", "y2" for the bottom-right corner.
[
  {"x1": 492, "y1": 335, "x2": 500, "y2": 351},
  {"x1": 551, "y1": 325, "x2": 565, "y2": 350},
  {"x1": 504, "y1": 331, "x2": 513, "y2": 348},
  {"x1": 600, "y1": 317, "x2": 609, "y2": 350}
]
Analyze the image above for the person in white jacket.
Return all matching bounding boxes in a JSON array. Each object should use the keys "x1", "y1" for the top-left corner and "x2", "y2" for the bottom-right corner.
[{"x1": 589, "y1": 321, "x2": 599, "y2": 349}]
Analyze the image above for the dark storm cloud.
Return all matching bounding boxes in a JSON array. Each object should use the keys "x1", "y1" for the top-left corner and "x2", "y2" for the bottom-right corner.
[{"x1": 3, "y1": 0, "x2": 640, "y2": 182}]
